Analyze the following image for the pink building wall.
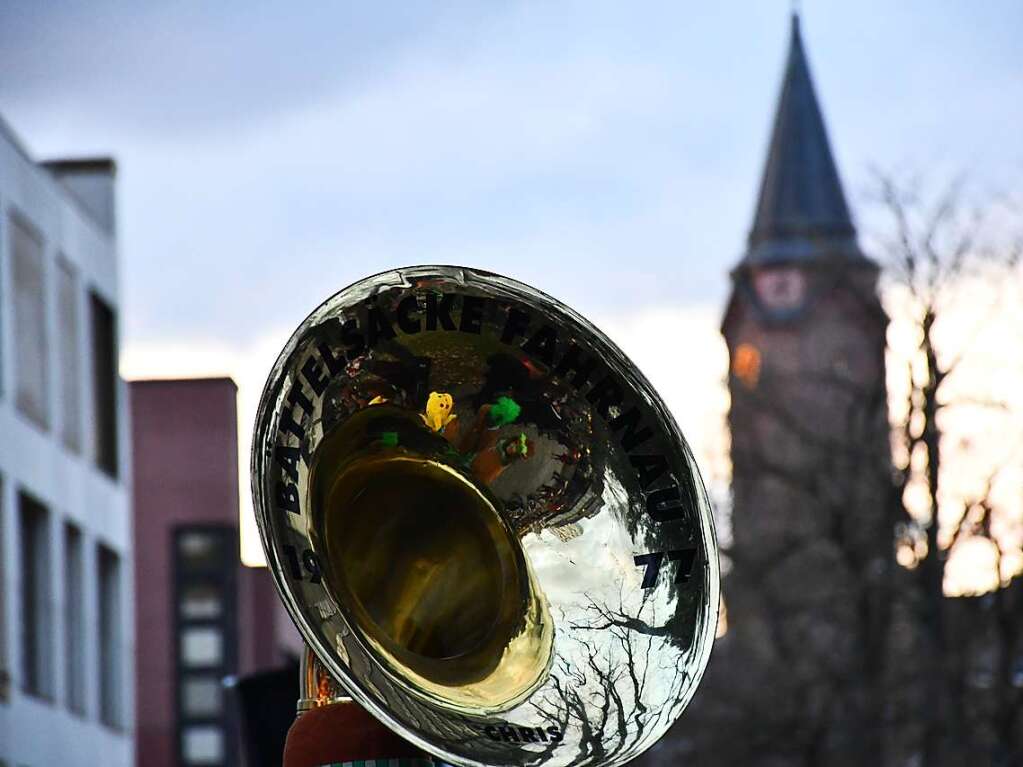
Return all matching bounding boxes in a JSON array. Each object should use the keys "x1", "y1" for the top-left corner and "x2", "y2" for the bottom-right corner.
[{"x1": 131, "y1": 378, "x2": 279, "y2": 767}]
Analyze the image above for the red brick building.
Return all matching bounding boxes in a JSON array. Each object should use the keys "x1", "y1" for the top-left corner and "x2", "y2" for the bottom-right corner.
[{"x1": 131, "y1": 378, "x2": 282, "y2": 767}]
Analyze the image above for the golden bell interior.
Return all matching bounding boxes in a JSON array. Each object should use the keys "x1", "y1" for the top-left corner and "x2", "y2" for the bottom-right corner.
[{"x1": 307, "y1": 409, "x2": 553, "y2": 712}]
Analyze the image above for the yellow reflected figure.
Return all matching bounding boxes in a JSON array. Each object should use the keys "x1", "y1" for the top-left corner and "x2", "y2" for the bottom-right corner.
[{"x1": 421, "y1": 392, "x2": 457, "y2": 433}]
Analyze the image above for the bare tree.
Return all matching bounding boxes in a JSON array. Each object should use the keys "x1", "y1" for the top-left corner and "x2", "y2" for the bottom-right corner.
[{"x1": 869, "y1": 172, "x2": 1023, "y2": 766}]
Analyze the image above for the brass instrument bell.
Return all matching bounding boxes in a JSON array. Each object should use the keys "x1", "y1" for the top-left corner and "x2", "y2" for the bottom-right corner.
[{"x1": 251, "y1": 266, "x2": 719, "y2": 766}]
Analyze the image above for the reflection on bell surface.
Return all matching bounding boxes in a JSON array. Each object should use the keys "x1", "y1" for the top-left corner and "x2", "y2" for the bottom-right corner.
[{"x1": 252, "y1": 265, "x2": 720, "y2": 767}]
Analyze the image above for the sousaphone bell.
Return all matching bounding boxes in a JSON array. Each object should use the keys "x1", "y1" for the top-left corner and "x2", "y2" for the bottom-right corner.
[{"x1": 251, "y1": 266, "x2": 719, "y2": 766}]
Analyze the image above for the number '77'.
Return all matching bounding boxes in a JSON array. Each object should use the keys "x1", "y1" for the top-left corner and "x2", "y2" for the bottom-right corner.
[{"x1": 633, "y1": 549, "x2": 697, "y2": 589}]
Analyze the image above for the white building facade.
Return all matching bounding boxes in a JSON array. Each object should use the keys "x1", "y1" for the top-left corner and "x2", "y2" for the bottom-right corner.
[{"x1": 0, "y1": 117, "x2": 134, "y2": 766}]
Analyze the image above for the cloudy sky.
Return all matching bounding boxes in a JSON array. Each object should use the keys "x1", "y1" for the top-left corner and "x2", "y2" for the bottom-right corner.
[{"x1": 2, "y1": 1, "x2": 1020, "y2": 563}]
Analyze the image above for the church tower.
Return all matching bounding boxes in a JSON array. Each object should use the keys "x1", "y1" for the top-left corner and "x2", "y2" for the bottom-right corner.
[{"x1": 714, "y1": 14, "x2": 893, "y2": 764}]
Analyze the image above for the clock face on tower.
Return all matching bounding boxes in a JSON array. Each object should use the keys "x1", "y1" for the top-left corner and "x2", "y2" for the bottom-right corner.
[{"x1": 752, "y1": 266, "x2": 807, "y2": 315}]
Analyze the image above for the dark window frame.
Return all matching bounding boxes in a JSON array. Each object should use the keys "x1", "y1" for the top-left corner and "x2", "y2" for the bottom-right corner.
[
  {"x1": 97, "y1": 543, "x2": 123, "y2": 729},
  {"x1": 88, "y1": 289, "x2": 119, "y2": 479},
  {"x1": 64, "y1": 521, "x2": 87, "y2": 716},
  {"x1": 18, "y1": 489, "x2": 54, "y2": 702},
  {"x1": 173, "y1": 525, "x2": 239, "y2": 767},
  {"x1": 0, "y1": 474, "x2": 7, "y2": 704}
]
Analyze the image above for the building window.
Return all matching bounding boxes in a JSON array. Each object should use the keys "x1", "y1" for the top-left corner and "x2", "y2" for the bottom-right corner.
[
  {"x1": 180, "y1": 584, "x2": 223, "y2": 621},
  {"x1": 89, "y1": 291, "x2": 118, "y2": 478},
  {"x1": 57, "y1": 259, "x2": 82, "y2": 453},
  {"x1": 175, "y1": 526, "x2": 238, "y2": 767},
  {"x1": 182, "y1": 725, "x2": 226, "y2": 765},
  {"x1": 19, "y1": 491, "x2": 53, "y2": 699},
  {"x1": 64, "y1": 523, "x2": 86, "y2": 714},
  {"x1": 181, "y1": 677, "x2": 223, "y2": 718},
  {"x1": 97, "y1": 544, "x2": 123, "y2": 728},
  {"x1": 10, "y1": 214, "x2": 49, "y2": 430},
  {"x1": 181, "y1": 627, "x2": 224, "y2": 668},
  {"x1": 732, "y1": 342, "x2": 762, "y2": 389}
]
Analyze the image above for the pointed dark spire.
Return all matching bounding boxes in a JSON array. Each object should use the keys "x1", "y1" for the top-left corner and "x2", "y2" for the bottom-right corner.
[{"x1": 744, "y1": 14, "x2": 864, "y2": 266}]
